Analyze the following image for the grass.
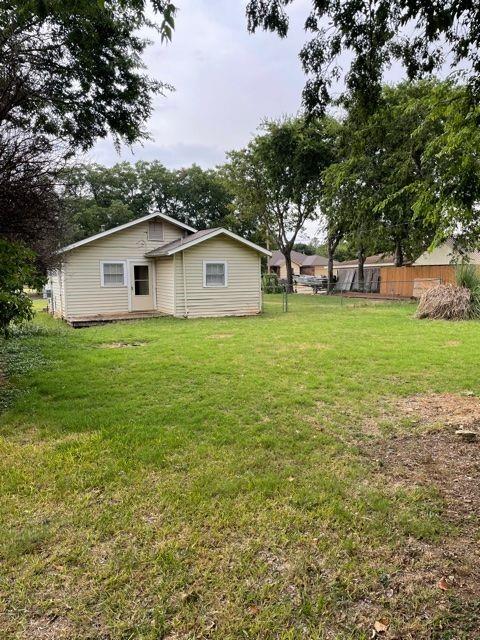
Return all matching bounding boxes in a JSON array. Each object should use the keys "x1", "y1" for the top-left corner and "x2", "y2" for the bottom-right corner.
[{"x1": 0, "y1": 295, "x2": 479, "y2": 639}]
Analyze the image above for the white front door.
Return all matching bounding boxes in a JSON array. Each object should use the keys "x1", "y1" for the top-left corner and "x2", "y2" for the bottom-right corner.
[{"x1": 129, "y1": 262, "x2": 154, "y2": 311}]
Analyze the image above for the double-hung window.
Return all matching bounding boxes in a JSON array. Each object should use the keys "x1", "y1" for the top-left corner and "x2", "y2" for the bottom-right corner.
[
  {"x1": 101, "y1": 261, "x2": 126, "y2": 287},
  {"x1": 203, "y1": 261, "x2": 227, "y2": 287}
]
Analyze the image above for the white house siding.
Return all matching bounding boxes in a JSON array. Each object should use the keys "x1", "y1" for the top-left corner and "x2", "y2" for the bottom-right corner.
[
  {"x1": 64, "y1": 220, "x2": 184, "y2": 319},
  {"x1": 173, "y1": 236, "x2": 262, "y2": 318},
  {"x1": 49, "y1": 269, "x2": 66, "y2": 317},
  {"x1": 155, "y1": 257, "x2": 175, "y2": 314}
]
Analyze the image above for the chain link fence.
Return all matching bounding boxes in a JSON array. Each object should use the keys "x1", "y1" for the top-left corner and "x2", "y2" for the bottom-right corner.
[{"x1": 261, "y1": 275, "x2": 442, "y2": 312}]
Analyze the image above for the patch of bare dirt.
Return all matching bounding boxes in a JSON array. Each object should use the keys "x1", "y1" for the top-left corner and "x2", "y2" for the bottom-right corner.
[
  {"x1": 208, "y1": 333, "x2": 234, "y2": 340},
  {"x1": 444, "y1": 340, "x2": 461, "y2": 347},
  {"x1": 295, "y1": 342, "x2": 331, "y2": 351},
  {"x1": 22, "y1": 615, "x2": 75, "y2": 640},
  {"x1": 97, "y1": 341, "x2": 147, "y2": 349},
  {"x1": 398, "y1": 392, "x2": 480, "y2": 430},
  {"x1": 381, "y1": 429, "x2": 479, "y2": 587},
  {"x1": 358, "y1": 424, "x2": 480, "y2": 638}
]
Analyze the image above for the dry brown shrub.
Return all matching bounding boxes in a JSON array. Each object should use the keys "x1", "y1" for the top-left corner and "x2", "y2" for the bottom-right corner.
[{"x1": 415, "y1": 284, "x2": 471, "y2": 320}]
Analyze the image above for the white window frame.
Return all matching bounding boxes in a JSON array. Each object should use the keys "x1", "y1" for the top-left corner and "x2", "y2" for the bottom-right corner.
[
  {"x1": 148, "y1": 220, "x2": 164, "y2": 241},
  {"x1": 203, "y1": 260, "x2": 228, "y2": 288},
  {"x1": 100, "y1": 260, "x2": 127, "y2": 287}
]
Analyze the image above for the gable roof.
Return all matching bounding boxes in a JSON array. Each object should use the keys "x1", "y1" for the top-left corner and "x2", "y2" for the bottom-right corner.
[
  {"x1": 414, "y1": 238, "x2": 480, "y2": 265},
  {"x1": 59, "y1": 212, "x2": 197, "y2": 254},
  {"x1": 336, "y1": 253, "x2": 397, "y2": 268},
  {"x1": 145, "y1": 228, "x2": 271, "y2": 258},
  {"x1": 302, "y1": 254, "x2": 330, "y2": 266},
  {"x1": 268, "y1": 250, "x2": 334, "y2": 267}
]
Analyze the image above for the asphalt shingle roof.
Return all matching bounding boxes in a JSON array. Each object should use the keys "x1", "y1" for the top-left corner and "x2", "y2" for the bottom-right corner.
[
  {"x1": 268, "y1": 250, "x2": 334, "y2": 267},
  {"x1": 145, "y1": 229, "x2": 220, "y2": 257}
]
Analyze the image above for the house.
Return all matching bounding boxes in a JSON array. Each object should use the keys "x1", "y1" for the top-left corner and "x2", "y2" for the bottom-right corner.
[
  {"x1": 413, "y1": 238, "x2": 480, "y2": 266},
  {"x1": 48, "y1": 212, "x2": 271, "y2": 326},
  {"x1": 268, "y1": 250, "x2": 336, "y2": 278}
]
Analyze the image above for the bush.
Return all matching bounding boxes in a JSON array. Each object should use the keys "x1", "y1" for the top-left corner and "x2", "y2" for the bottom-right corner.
[
  {"x1": 0, "y1": 239, "x2": 44, "y2": 337},
  {"x1": 415, "y1": 284, "x2": 471, "y2": 320},
  {"x1": 262, "y1": 272, "x2": 283, "y2": 293},
  {"x1": 456, "y1": 264, "x2": 480, "y2": 318}
]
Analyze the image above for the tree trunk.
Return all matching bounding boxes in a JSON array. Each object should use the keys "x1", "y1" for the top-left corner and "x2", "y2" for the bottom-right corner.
[
  {"x1": 284, "y1": 249, "x2": 294, "y2": 292},
  {"x1": 327, "y1": 234, "x2": 340, "y2": 294},
  {"x1": 357, "y1": 247, "x2": 366, "y2": 292},
  {"x1": 394, "y1": 239, "x2": 403, "y2": 267}
]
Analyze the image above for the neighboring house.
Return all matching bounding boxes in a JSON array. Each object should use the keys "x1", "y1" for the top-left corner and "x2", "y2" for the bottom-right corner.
[
  {"x1": 49, "y1": 212, "x2": 271, "y2": 326},
  {"x1": 414, "y1": 238, "x2": 480, "y2": 266},
  {"x1": 268, "y1": 250, "x2": 336, "y2": 278}
]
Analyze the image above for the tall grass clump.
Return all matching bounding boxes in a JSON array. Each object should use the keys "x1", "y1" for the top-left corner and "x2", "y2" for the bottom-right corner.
[
  {"x1": 416, "y1": 264, "x2": 480, "y2": 320},
  {"x1": 415, "y1": 284, "x2": 471, "y2": 320},
  {"x1": 456, "y1": 264, "x2": 480, "y2": 318}
]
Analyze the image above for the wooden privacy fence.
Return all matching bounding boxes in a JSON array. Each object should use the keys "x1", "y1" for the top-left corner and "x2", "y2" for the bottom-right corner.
[{"x1": 379, "y1": 265, "x2": 457, "y2": 297}]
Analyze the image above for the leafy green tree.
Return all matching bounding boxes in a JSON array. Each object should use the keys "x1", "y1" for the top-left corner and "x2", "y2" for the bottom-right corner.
[
  {"x1": 0, "y1": 240, "x2": 43, "y2": 336},
  {"x1": 343, "y1": 81, "x2": 444, "y2": 267},
  {"x1": 0, "y1": 130, "x2": 65, "y2": 274},
  {"x1": 315, "y1": 240, "x2": 357, "y2": 263},
  {"x1": 321, "y1": 80, "x2": 462, "y2": 290},
  {"x1": 246, "y1": 1, "x2": 480, "y2": 115},
  {"x1": 0, "y1": 0, "x2": 177, "y2": 148},
  {"x1": 1, "y1": 1, "x2": 177, "y2": 329},
  {"x1": 409, "y1": 83, "x2": 480, "y2": 252},
  {"x1": 293, "y1": 242, "x2": 316, "y2": 255},
  {"x1": 224, "y1": 117, "x2": 339, "y2": 287},
  {"x1": 62, "y1": 162, "x2": 237, "y2": 242}
]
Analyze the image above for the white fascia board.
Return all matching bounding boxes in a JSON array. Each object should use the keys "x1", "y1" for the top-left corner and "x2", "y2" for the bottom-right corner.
[{"x1": 165, "y1": 228, "x2": 272, "y2": 257}]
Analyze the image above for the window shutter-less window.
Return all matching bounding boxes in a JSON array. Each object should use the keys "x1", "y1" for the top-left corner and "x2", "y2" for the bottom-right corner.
[
  {"x1": 205, "y1": 262, "x2": 226, "y2": 286},
  {"x1": 103, "y1": 263, "x2": 125, "y2": 286}
]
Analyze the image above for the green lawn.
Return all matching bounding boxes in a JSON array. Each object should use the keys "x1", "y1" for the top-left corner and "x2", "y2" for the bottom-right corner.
[{"x1": 1, "y1": 295, "x2": 479, "y2": 639}]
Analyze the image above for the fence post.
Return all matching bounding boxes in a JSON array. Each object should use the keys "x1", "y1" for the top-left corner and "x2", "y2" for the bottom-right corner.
[{"x1": 283, "y1": 284, "x2": 289, "y2": 312}]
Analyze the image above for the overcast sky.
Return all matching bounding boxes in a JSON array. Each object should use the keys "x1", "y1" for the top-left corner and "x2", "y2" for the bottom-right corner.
[
  {"x1": 89, "y1": 0, "x2": 325, "y2": 169},
  {"x1": 88, "y1": 0, "x2": 409, "y2": 240}
]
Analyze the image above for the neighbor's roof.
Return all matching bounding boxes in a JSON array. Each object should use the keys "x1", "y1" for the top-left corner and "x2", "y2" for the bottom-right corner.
[
  {"x1": 336, "y1": 253, "x2": 397, "y2": 268},
  {"x1": 145, "y1": 228, "x2": 271, "y2": 258},
  {"x1": 268, "y1": 250, "x2": 336, "y2": 267},
  {"x1": 59, "y1": 212, "x2": 197, "y2": 253}
]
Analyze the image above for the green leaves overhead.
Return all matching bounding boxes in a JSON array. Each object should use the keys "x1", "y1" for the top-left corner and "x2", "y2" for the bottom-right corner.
[
  {"x1": 321, "y1": 80, "x2": 480, "y2": 264},
  {"x1": 0, "y1": 0, "x2": 177, "y2": 149},
  {"x1": 246, "y1": 1, "x2": 480, "y2": 115}
]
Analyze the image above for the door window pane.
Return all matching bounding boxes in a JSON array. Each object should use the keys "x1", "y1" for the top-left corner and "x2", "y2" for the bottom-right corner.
[{"x1": 134, "y1": 265, "x2": 149, "y2": 295}]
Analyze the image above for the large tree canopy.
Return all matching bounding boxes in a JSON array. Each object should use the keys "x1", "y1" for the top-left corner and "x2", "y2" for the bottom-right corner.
[
  {"x1": 223, "y1": 117, "x2": 339, "y2": 287},
  {"x1": 320, "y1": 79, "x2": 480, "y2": 287},
  {"x1": 0, "y1": 0, "x2": 176, "y2": 148},
  {"x1": 62, "y1": 162, "x2": 242, "y2": 243},
  {"x1": 246, "y1": 1, "x2": 480, "y2": 115},
  {"x1": 0, "y1": 128, "x2": 65, "y2": 273}
]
